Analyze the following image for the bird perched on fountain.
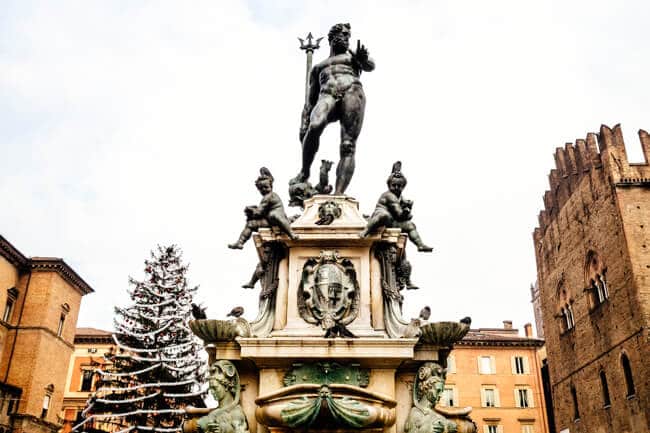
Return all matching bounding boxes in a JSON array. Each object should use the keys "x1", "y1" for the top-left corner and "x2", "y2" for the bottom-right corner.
[
  {"x1": 191, "y1": 303, "x2": 207, "y2": 320},
  {"x1": 227, "y1": 306, "x2": 245, "y2": 318},
  {"x1": 419, "y1": 306, "x2": 431, "y2": 321}
]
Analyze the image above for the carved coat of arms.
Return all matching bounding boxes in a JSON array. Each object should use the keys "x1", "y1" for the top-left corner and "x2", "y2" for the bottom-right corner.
[{"x1": 297, "y1": 250, "x2": 360, "y2": 338}]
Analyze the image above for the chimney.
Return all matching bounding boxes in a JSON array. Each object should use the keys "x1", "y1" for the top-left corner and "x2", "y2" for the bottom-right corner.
[
  {"x1": 524, "y1": 323, "x2": 533, "y2": 337},
  {"x1": 503, "y1": 320, "x2": 513, "y2": 330}
]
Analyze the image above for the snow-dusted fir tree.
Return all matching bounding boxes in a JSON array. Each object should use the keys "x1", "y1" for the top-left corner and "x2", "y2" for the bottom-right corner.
[{"x1": 76, "y1": 245, "x2": 206, "y2": 433}]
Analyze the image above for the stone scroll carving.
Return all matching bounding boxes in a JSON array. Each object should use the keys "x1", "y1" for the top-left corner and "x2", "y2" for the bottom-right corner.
[
  {"x1": 183, "y1": 361, "x2": 250, "y2": 433},
  {"x1": 248, "y1": 242, "x2": 287, "y2": 338},
  {"x1": 297, "y1": 250, "x2": 360, "y2": 338},
  {"x1": 405, "y1": 362, "x2": 476, "y2": 433},
  {"x1": 374, "y1": 242, "x2": 420, "y2": 338}
]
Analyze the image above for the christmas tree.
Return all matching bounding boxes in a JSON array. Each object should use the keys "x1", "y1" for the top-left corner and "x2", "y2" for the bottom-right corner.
[{"x1": 76, "y1": 245, "x2": 207, "y2": 433}]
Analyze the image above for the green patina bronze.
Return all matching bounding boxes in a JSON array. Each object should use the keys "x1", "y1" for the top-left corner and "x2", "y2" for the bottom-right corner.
[
  {"x1": 283, "y1": 362, "x2": 369, "y2": 388},
  {"x1": 280, "y1": 386, "x2": 371, "y2": 428}
]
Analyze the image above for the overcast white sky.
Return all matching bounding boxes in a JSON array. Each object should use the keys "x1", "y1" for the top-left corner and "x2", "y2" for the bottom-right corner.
[{"x1": 2, "y1": 1, "x2": 649, "y2": 335}]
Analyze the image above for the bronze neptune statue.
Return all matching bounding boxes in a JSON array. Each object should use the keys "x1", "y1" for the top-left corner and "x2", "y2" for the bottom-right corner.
[{"x1": 291, "y1": 23, "x2": 375, "y2": 195}]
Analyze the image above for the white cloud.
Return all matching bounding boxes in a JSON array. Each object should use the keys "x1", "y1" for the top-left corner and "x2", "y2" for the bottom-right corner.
[{"x1": 1, "y1": 1, "x2": 649, "y2": 334}]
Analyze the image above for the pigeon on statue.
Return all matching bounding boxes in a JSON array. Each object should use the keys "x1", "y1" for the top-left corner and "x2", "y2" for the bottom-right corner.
[
  {"x1": 227, "y1": 306, "x2": 245, "y2": 318},
  {"x1": 419, "y1": 306, "x2": 431, "y2": 321},
  {"x1": 191, "y1": 303, "x2": 207, "y2": 320}
]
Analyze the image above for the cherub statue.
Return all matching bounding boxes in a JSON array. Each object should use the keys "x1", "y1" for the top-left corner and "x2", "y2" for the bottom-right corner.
[
  {"x1": 229, "y1": 168, "x2": 298, "y2": 249},
  {"x1": 184, "y1": 361, "x2": 249, "y2": 433},
  {"x1": 405, "y1": 362, "x2": 476, "y2": 433},
  {"x1": 360, "y1": 162, "x2": 433, "y2": 252}
]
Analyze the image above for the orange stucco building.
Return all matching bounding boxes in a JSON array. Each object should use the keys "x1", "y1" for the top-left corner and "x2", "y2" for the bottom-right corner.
[
  {"x1": 60, "y1": 328, "x2": 115, "y2": 433},
  {"x1": 443, "y1": 322, "x2": 549, "y2": 433},
  {"x1": 0, "y1": 235, "x2": 93, "y2": 433}
]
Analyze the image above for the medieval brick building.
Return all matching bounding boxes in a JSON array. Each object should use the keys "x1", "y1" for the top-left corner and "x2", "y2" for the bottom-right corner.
[
  {"x1": 533, "y1": 125, "x2": 650, "y2": 432},
  {"x1": 0, "y1": 235, "x2": 93, "y2": 433}
]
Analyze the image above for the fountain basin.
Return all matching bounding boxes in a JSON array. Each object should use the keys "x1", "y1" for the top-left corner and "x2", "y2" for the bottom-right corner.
[
  {"x1": 419, "y1": 321, "x2": 470, "y2": 346},
  {"x1": 189, "y1": 318, "x2": 251, "y2": 343}
]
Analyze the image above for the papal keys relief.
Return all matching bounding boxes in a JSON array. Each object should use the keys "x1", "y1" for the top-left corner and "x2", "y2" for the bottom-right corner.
[{"x1": 298, "y1": 250, "x2": 360, "y2": 338}]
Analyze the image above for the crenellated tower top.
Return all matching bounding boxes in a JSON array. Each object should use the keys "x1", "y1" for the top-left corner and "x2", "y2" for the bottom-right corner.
[{"x1": 533, "y1": 124, "x2": 650, "y2": 243}]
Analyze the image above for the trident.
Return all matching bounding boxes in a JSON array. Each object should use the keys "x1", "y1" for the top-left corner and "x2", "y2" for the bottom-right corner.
[{"x1": 298, "y1": 32, "x2": 323, "y2": 103}]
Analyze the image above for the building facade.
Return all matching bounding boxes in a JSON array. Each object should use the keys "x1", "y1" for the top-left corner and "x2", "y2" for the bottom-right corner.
[
  {"x1": 60, "y1": 328, "x2": 115, "y2": 433},
  {"x1": 0, "y1": 235, "x2": 93, "y2": 433},
  {"x1": 441, "y1": 321, "x2": 548, "y2": 433},
  {"x1": 533, "y1": 125, "x2": 650, "y2": 432}
]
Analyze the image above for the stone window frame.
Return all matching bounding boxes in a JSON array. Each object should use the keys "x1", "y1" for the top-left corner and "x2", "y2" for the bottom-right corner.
[
  {"x1": 478, "y1": 355, "x2": 496, "y2": 375},
  {"x1": 483, "y1": 423, "x2": 503, "y2": 433},
  {"x1": 584, "y1": 251, "x2": 609, "y2": 310},
  {"x1": 511, "y1": 355, "x2": 530, "y2": 375},
  {"x1": 514, "y1": 386, "x2": 534, "y2": 408},
  {"x1": 620, "y1": 352, "x2": 636, "y2": 399},
  {"x1": 439, "y1": 385, "x2": 458, "y2": 408},
  {"x1": 480, "y1": 385, "x2": 500, "y2": 408},
  {"x1": 79, "y1": 368, "x2": 95, "y2": 392},
  {"x1": 2, "y1": 287, "x2": 18, "y2": 323},
  {"x1": 570, "y1": 384, "x2": 580, "y2": 421},
  {"x1": 599, "y1": 369, "x2": 611, "y2": 408},
  {"x1": 41, "y1": 384, "x2": 54, "y2": 419},
  {"x1": 520, "y1": 423, "x2": 535, "y2": 433},
  {"x1": 555, "y1": 276, "x2": 576, "y2": 335},
  {"x1": 446, "y1": 354, "x2": 456, "y2": 374},
  {"x1": 558, "y1": 302, "x2": 575, "y2": 334},
  {"x1": 57, "y1": 303, "x2": 70, "y2": 337}
]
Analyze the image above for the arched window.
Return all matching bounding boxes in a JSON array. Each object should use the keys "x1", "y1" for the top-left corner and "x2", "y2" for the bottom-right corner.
[
  {"x1": 598, "y1": 272, "x2": 609, "y2": 298},
  {"x1": 571, "y1": 385, "x2": 580, "y2": 420},
  {"x1": 599, "y1": 370, "x2": 611, "y2": 407},
  {"x1": 621, "y1": 354, "x2": 636, "y2": 397},
  {"x1": 556, "y1": 276, "x2": 576, "y2": 333},
  {"x1": 585, "y1": 251, "x2": 609, "y2": 307},
  {"x1": 566, "y1": 303, "x2": 575, "y2": 329}
]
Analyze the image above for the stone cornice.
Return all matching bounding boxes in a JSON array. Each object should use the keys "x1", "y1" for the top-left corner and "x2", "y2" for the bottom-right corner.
[
  {"x1": 74, "y1": 334, "x2": 113, "y2": 345},
  {"x1": 0, "y1": 236, "x2": 94, "y2": 295},
  {"x1": 30, "y1": 257, "x2": 94, "y2": 295},
  {"x1": 456, "y1": 337, "x2": 545, "y2": 348},
  {"x1": 0, "y1": 235, "x2": 28, "y2": 269},
  {"x1": 615, "y1": 178, "x2": 650, "y2": 187},
  {"x1": 234, "y1": 337, "x2": 421, "y2": 368}
]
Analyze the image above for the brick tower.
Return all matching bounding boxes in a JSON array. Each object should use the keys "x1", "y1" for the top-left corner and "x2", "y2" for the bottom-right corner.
[{"x1": 533, "y1": 125, "x2": 650, "y2": 432}]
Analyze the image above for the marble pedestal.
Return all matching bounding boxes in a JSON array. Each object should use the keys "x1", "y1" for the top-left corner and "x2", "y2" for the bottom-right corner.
[{"x1": 202, "y1": 196, "x2": 445, "y2": 433}]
